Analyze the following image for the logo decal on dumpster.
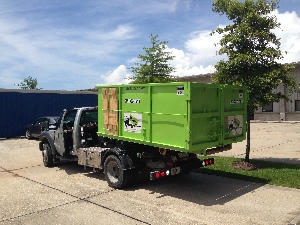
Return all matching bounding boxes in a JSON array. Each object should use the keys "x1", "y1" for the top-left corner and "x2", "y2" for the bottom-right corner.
[
  {"x1": 124, "y1": 113, "x2": 142, "y2": 133},
  {"x1": 226, "y1": 115, "x2": 243, "y2": 135}
]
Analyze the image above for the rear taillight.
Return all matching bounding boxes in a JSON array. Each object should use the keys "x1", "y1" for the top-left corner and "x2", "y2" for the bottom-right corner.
[
  {"x1": 202, "y1": 158, "x2": 214, "y2": 166},
  {"x1": 150, "y1": 170, "x2": 170, "y2": 180},
  {"x1": 155, "y1": 173, "x2": 160, "y2": 179}
]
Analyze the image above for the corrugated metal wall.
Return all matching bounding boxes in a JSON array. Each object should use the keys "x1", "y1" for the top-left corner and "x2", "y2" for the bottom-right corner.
[{"x1": 0, "y1": 90, "x2": 97, "y2": 138}]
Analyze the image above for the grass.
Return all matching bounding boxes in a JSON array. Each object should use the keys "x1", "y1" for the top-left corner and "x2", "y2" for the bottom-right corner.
[{"x1": 195, "y1": 156, "x2": 300, "y2": 189}]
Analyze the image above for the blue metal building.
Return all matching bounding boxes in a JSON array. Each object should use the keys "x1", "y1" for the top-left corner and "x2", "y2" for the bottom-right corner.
[{"x1": 0, "y1": 89, "x2": 97, "y2": 138}]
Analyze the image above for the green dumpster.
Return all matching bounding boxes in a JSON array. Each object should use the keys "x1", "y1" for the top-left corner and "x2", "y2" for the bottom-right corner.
[{"x1": 96, "y1": 82, "x2": 247, "y2": 155}]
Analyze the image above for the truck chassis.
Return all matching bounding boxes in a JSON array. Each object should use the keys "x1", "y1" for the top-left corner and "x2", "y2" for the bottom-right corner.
[{"x1": 39, "y1": 107, "x2": 213, "y2": 189}]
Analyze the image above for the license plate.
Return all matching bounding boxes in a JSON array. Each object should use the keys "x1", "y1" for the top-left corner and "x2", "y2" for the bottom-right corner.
[{"x1": 171, "y1": 167, "x2": 180, "y2": 175}]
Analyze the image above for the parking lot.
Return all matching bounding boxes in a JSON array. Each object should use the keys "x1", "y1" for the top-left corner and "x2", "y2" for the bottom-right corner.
[{"x1": 0, "y1": 122, "x2": 300, "y2": 225}]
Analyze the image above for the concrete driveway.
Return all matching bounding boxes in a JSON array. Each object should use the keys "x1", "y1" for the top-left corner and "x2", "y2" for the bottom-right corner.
[
  {"x1": 0, "y1": 122, "x2": 299, "y2": 225},
  {"x1": 215, "y1": 121, "x2": 300, "y2": 165}
]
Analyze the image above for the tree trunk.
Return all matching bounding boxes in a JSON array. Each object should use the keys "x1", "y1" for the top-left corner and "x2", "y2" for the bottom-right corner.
[{"x1": 245, "y1": 112, "x2": 251, "y2": 162}]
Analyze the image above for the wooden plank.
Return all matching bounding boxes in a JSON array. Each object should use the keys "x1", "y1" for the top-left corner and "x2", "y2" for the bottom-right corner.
[
  {"x1": 108, "y1": 88, "x2": 118, "y2": 135},
  {"x1": 102, "y1": 88, "x2": 109, "y2": 131},
  {"x1": 102, "y1": 88, "x2": 118, "y2": 135},
  {"x1": 102, "y1": 88, "x2": 108, "y2": 110},
  {"x1": 109, "y1": 88, "x2": 118, "y2": 110}
]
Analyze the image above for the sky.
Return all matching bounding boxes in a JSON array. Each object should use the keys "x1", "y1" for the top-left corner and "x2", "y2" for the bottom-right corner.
[{"x1": 0, "y1": 0, "x2": 300, "y2": 91}]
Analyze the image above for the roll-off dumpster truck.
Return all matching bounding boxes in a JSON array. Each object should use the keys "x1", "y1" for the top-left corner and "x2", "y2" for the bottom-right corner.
[{"x1": 39, "y1": 82, "x2": 247, "y2": 188}]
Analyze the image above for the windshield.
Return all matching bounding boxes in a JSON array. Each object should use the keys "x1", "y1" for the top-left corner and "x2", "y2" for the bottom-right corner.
[
  {"x1": 49, "y1": 117, "x2": 59, "y2": 124},
  {"x1": 80, "y1": 110, "x2": 98, "y2": 124}
]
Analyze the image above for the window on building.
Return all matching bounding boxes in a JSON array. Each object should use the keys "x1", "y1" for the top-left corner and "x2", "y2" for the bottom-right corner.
[
  {"x1": 295, "y1": 100, "x2": 300, "y2": 111},
  {"x1": 262, "y1": 103, "x2": 273, "y2": 112}
]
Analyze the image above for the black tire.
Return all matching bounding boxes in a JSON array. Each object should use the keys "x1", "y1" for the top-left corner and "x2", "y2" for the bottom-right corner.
[
  {"x1": 42, "y1": 143, "x2": 54, "y2": 167},
  {"x1": 25, "y1": 129, "x2": 31, "y2": 139},
  {"x1": 104, "y1": 155, "x2": 130, "y2": 189}
]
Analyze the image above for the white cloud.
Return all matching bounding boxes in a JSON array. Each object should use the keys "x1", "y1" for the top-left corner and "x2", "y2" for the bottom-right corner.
[
  {"x1": 168, "y1": 47, "x2": 216, "y2": 77},
  {"x1": 102, "y1": 65, "x2": 131, "y2": 84},
  {"x1": 0, "y1": 14, "x2": 137, "y2": 89},
  {"x1": 167, "y1": 29, "x2": 224, "y2": 77},
  {"x1": 174, "y1": 65, "x2": 215, "y2": 77},
  {"x1": 165, "y1": 0, "x2": 192, "y2": 12},
  {"x1": 90, "y1": 24, "x2": 136, "y2": 41},
  {"x1": 125, "y1": 0, "x2": 186, "y2": 14},
  {"x1": 107, "y1": 28, "x2": 223, "y2": 81},
  {"x1": 273, "y1": 10, "x2": 300, "y2": 63},
  {"x1": 169, "y1": 9, "x2": 300, "y2": 78}
]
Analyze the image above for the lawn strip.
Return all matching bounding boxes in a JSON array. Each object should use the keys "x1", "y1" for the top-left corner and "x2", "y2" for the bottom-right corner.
[{"x1": 195, "y1": 156, "x2": 300, "y2": 189}]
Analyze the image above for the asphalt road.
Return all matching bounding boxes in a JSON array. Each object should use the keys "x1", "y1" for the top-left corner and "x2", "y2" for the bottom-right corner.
[{"x1": 0, "y1": 122, "x2": 300, "y2": 225}]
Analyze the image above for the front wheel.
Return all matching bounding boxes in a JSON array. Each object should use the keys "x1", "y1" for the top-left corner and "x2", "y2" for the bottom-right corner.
[
  {"x1": 104, "y1": 155, "x2": 130, "y2": 189},
  {"x1": 42, "y1": 143, "x2": 54, "y2": 167}
]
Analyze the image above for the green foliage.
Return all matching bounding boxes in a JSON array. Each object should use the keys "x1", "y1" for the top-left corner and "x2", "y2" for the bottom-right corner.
[
  {"x1": 18, "y1": 76, "x2": 41, "y2": 89},
  {"x1": 211, "y1": 0, "x2": 299, "y2": 114},
  {"x1": 196, "y1": 156, "x2": 300, "y2": 189},
  {"x1": 129, "y1": 34, "x2": 176, "y2": 84}
]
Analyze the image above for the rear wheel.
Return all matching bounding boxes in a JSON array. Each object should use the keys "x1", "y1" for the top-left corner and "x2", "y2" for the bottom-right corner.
[
  {"x1": 42, "y1": 143, "x2": 54, "y2": 167},
  {"x1": 104, "y1": 155, "x2": 130, "y2": 189}
]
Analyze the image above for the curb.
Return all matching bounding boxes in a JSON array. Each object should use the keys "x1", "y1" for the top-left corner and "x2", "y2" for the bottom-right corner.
[
  {"x1": 289, "y1": 213, "x2": 300, "y2": 225},
  {"x1": 251, "y1": 120, "x2": 300, "y2": 124}
]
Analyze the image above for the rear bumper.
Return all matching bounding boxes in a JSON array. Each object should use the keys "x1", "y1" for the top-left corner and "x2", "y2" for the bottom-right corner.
[{"x1": 149, "y1": 157, "x2": 214, "y2": 180}]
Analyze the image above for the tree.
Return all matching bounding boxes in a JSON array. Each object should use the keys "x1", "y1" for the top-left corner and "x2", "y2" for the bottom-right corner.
[
  {"x1": 18, "y1": 76, "x2": 41, "y2": 89},
  {"x1": 211, "y1": 0, "x2": 299, "y2": 162},
  {"x1": 129, "y1": 34, "x2": 176, "y2": 84}
]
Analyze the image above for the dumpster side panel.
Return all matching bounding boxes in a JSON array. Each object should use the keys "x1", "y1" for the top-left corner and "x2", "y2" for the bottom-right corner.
[
  {"x1": 189, "y1": 83, "x2": 221, "y2": 153},
  {"x1": 151, "y1": 84, "x2": 189, "y2": 149},
  {"x1": 222, "y1": 85, "x2": 248, "y2": 145}
]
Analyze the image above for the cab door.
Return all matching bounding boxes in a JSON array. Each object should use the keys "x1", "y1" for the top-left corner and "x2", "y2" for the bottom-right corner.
[
  {"x1": 54, "y1": 109, "x2": 77, "y2": 156},
  {"x1": 54, "y1": 111, "x2": 67, "y2": 156}
]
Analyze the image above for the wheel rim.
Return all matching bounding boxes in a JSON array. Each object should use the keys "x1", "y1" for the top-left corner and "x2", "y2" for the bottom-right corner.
[
  {"x1": 42, "y1": 150, "x2": 48, "y2": 163},
  {"x1": 42, "y1": 144, "x2": 49, "y2": 163},
  {"x1": 25, "y1": 130, "x2": 30, "y2": 138},
  {"x1": 106, "y1": 160, "x2": 120, "y2": 183}
]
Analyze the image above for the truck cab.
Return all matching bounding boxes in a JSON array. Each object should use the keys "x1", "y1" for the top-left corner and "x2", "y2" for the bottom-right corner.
[
  {"x1": 39, "y1": 107, "x2": 99, "y2": 165},
  {"x1": 56, "y1": 107, "x2": 98, "y2": 155}
]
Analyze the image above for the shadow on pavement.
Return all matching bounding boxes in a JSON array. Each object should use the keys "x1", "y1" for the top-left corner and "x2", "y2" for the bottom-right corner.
[
  {"x1": 125, "y1": 172, "x2": 264, "y2": 206},
  {"x1": 55, "y1": 161, "x2": 265, "y2": 206},
  {"x1": 255, "y1": 157, "x2": 300, "y2": 165},
  {"x1": 55, "y1": 160, "x2": 104, "y2": 177}
]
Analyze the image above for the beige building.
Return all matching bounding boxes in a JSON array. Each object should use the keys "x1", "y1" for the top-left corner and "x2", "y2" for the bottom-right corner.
[{"x1": 178, "y1": 62, "x2": 300, "y2": 121}]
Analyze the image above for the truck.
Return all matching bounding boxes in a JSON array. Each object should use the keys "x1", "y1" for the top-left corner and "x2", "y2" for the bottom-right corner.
[{"x1": 39, "y1": 82, "x2": 247, "y2": 189}]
